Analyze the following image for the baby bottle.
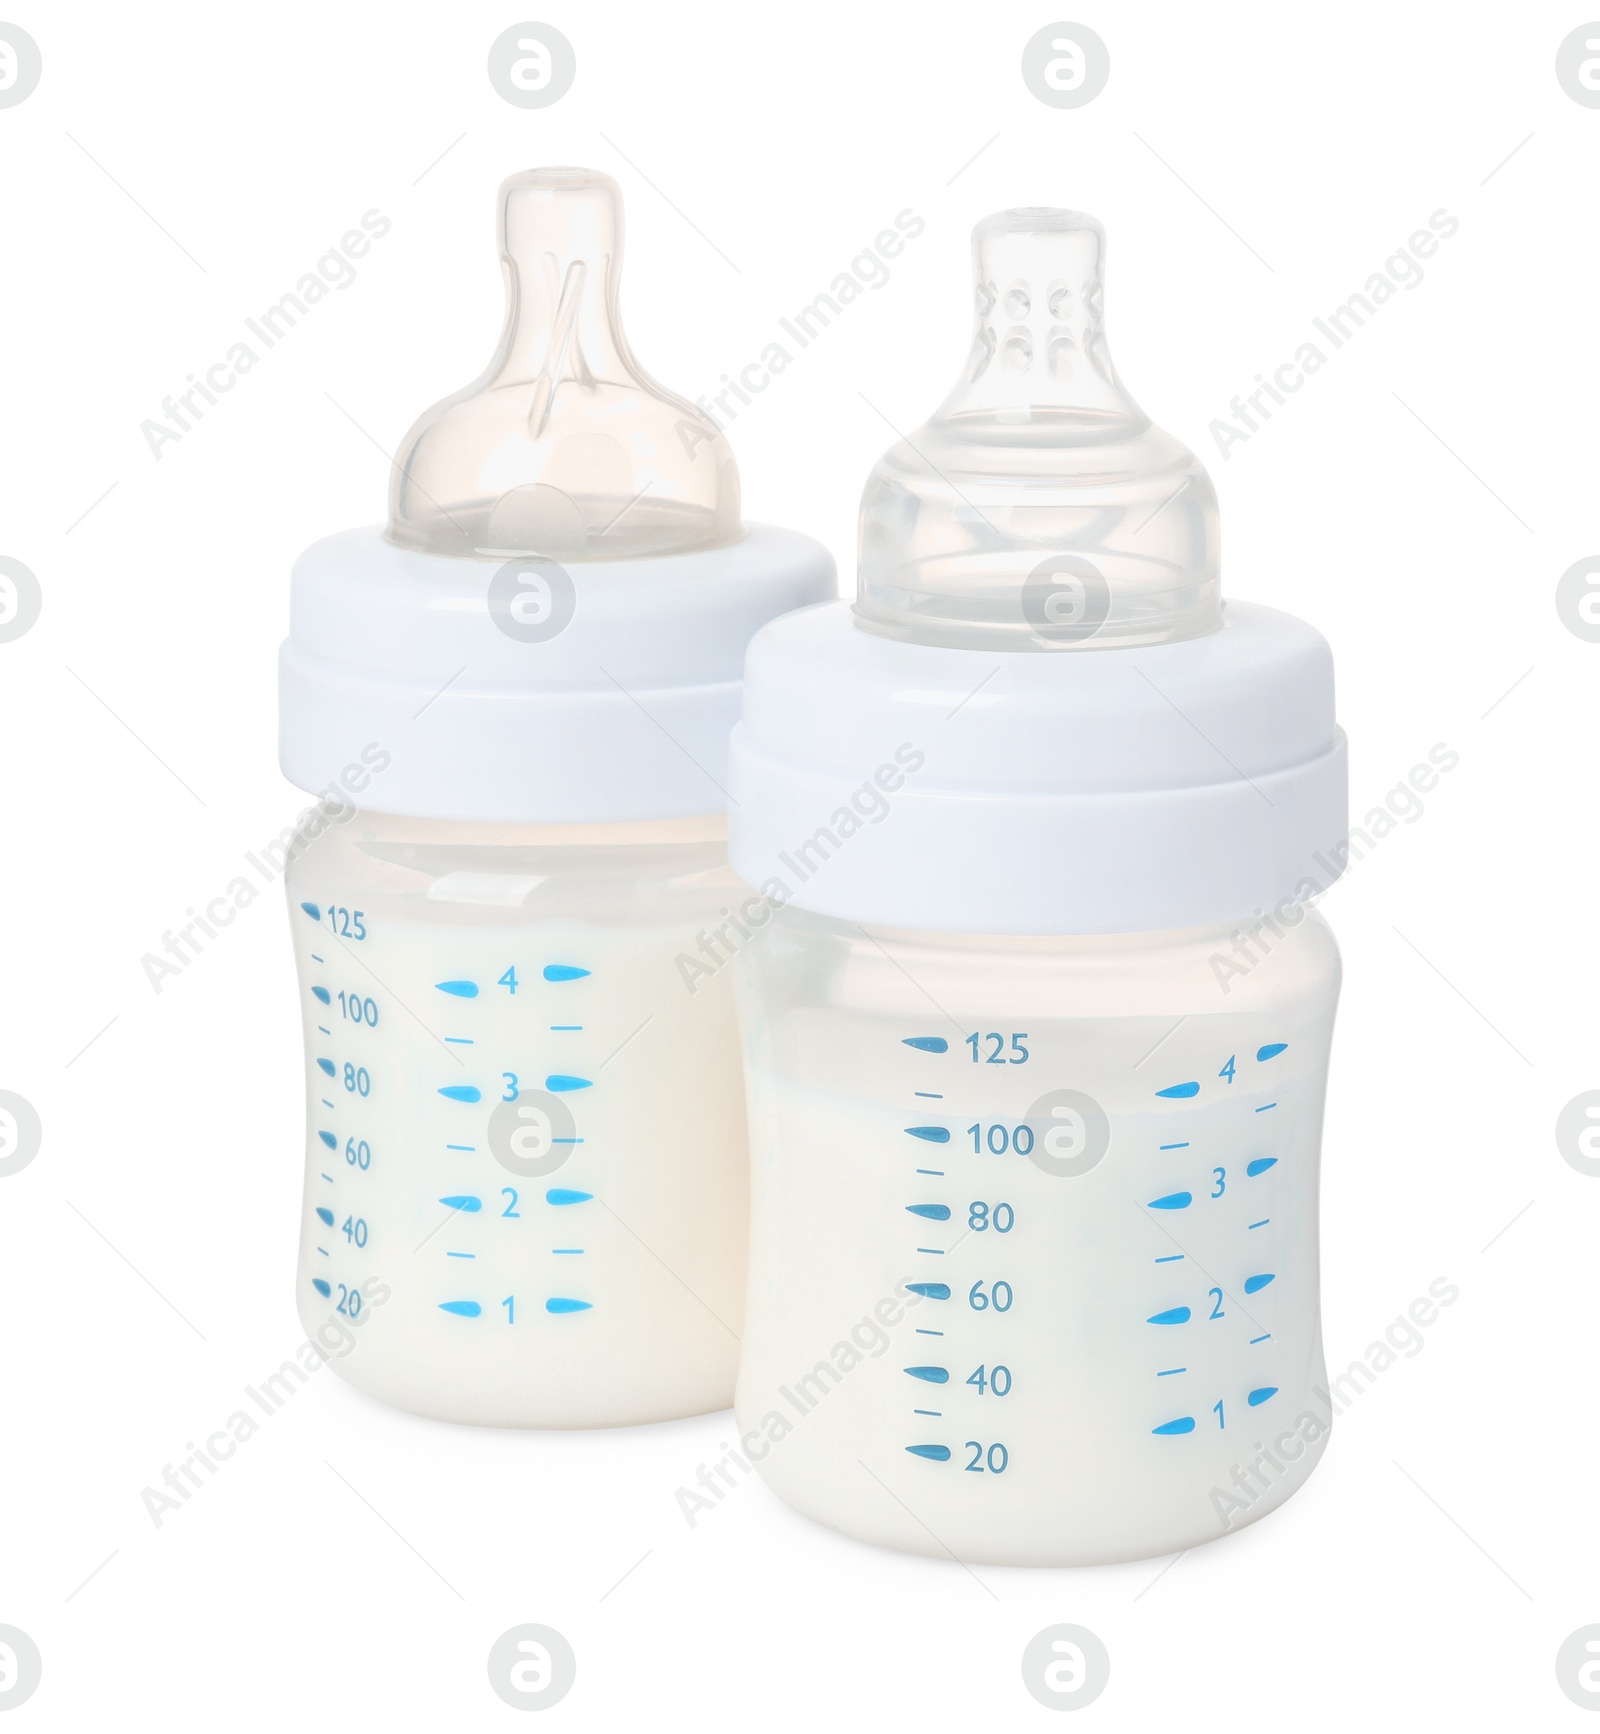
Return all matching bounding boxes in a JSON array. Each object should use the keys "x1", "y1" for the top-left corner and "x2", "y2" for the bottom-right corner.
[
  {"x1": 276, "y1": 168, "x2": 833, "y2": 1427},
  {"x1": 727, "y1": 209, "x2": 1347, "y2": 1563}
]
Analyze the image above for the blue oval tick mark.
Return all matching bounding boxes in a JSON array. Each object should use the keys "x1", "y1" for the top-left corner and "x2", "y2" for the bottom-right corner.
[
  {"x1": 315, "y1": 1207, "x2": 334, "y2": 1226},
  {"x1": 906, "y1": 1203, "x2": 951, "y2": 1220},
  {"x1": 905, "y1": 1126, "x2": 950, "y2": 1143},
  {"x1": 1149, "y1": 1191, "x2": 1193, "y2": 1210},
  {"x1": 436, "y1": 979, "x2": 477, "y2": 998},
  {"x1": 1157, "y1": 1081, "x2": 1200, "y2": 1099},
  {"x1": 439, "y1": 1300, "x2": 481, "y2": 1318},
  {"x1": 1257, "y1": 1042, "x2": 1288, "y2": 1061},
  {"x1": 1248, "y1": 1386, "x2": 1279, "y2": 1406},
  {"x1": 905, "y1": 1282, "x2": 950, "y2": 1300},
  {"x1": 318, "y1": 1131, "x2": 337, "y2": 1150},
  {"x1": 546, "y1": 1297, "x2": 592, "y2": 1314},
  {"x1": 438, "y1": 1084, "x2": 481, "y2": 1103},
  {"x1": 316, "y1": 1058, "x2": 335, "y2": 1077},
  {"x1": 1243, "y1": 1273, "x2": 1276, "y2": 1294},
  {"x1": 543, "y1": 965, "x2": 590, "y2": 982},
  {"x1": 545, "y1": 1074, "x2": 591, "y2": 1092},
  {"x1": 311, "y1": 986, "x2": 331, "y2": 1005},
  {"x1": 903, "y1": 1036, "x2": 947, "y2": 1053},
  {"x1": 904, "y1": 1366, "x2": 949, "y2": 1383},
  {"x1": 439, "y1": 1195, "x2": 481, "y2": 1212},
  {"x1": 1153, "y1": 1416, "x2": 1196, "y2": 1436},
  {"x1": 1147, "y1": 1306, "x2": 1192, "y2": 1325},
  {"x1": 546, "y1": 1188, "x2": 592, "y2": 1205},
  {"x1": 299, "y1": 902, "x2": 321, "y2": 921},
  {"x1": 906, "y1": 1444, "x2": 950, "y2": 1460},
  {"x1": 311, "y1": 1278, "x2": 331, "y2": 1298},
  {"x1": 1246, "y1": 1157, "x2": 1278, "y2": 1177}
]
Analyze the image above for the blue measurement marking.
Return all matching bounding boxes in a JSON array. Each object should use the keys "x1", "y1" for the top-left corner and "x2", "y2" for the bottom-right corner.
[
  {"x1": 439, "y1": 1195, "x2": 481, "y2": 1212},
  {"x1": 1248, "y1": 1387, "x2": 1279, "y2": 1407},
  {"x1": 311, "y1": 1278, "x2": 331, "y2": 1298},
  {"x1": 551, "y1": 1025, "x2": 582, "y2": 1032},
  {"x1": 439, "y1": 1300, "x2": 481, "y2": 1318},
  {"x1": 1243, "y1": 1273, "x2": 1276, "y2": 1294},
  {"x1": 315, "y1": 1207, "x2": 334, "y2": 1227},
  {"x1": 446, "y1": 1251, "x2": 475, "y2": 1259},
  {"x1": 916, "y1": 1248, "x2": 944, "y2": 1256},
  {"x1": 915, "y1": 1169, "x2": 945, "y2": 1177},
  {"x1": 446, "y1": 1143, "x2": 475, "y2": 1153},
  {"x1": 311, "y1": 986, "x2": 330, "y2": 1005},
  {"x1": 318, "y1": 1131, "x2": 337, "y2": 1150},
  {"x1": 438, "y1": 1084, "x2": 481, "y2": 1103},
  {"x1": 546, "y1": 1297, "x2": 592, "y2": 1314},
  {"x1": 316, "y1": 1026, "x2": 330, "y2": 1036},
  {"x1": 913, "y1": 1410, "x2": 941, "y2": 1418},
  {"x1": 300, "y1": 902, "x2": 321, "y2": 921},
  {"x1": 1248, "y1": 1218, "x2": 1270, "y2": 1230},
  {"x1": 1159, "y1": 1142, "x2": 1189, "y2": 1151},
  {"x1": 1247, "y1": 1157, "x2": 1277, "y2": 1176},
  {"x1": 903, "y1": 1036, "x2": 947, "y2": 1053},
  {"x1": 544, "y1": 965, "x2": 590, "y2": 982},
  {"x1": 1147, "y1": 1306, "x2": 1191, "y2": 1325},
  {"x1": 906, "y1": 1126, "x2": 949, "y2": 1143},
  {"x1": 1249, "y1": 1334, "x2": 1272, "y2": 1345},
  {"x1": 1155, "y1": 1254, "x2": 1185, "y2": 1264},
  {"x1": 1153, "y1": 1416, "x2": 1196, "y2": 1436},
  {"x1": 1157, "y1": 1367, "x2": 1186, "y2": 1377},
  {"x1": 310, "y1": 954, "x2": 323, "y2": 964},
  {"x1": 546, "y1": 1074, "x2": 591, "y2": 1092},
  {"x1": 445, "y1": 1037, "x2": 473, "y2": 1045},
  {"x1": 906, "y1": 1282, "x2": 950, "y2": 1300},
  {"x1": 914, "y1": 1091, "x2": 943, "y2": 1099},
  {"x1": 916, "y1": 1328, "x2": 943, "y2": 1336},
  {"x1": 552, "y1": 1138, "x2": 583, "y2": 1146},
  {"x1": 906, "y1": 1204, "x2": 951, "y2": 1221},
  {"x1": 316, "y1": 1058, "x2": 335, "y2": 1077},
  {"x1": 547, "y1": 1189, "x2": 593, "y2": 1205},
  {"x1": 1257, "y1": 1042, "x2": 1288, "y2": 1061},
  {"x1": 1157, "y1": 1081, "x2": 1200, "y2": 1098},
  {"x1": 320, "y1": 1099, "x2": 335, "y2": 1111},
  {"x1": 904, "y1": 1367, "x2": 949, "y2": 1383},
  {"x1": 1256, "y1": 1102, "x2": 1277, "y2": 1113},
  {"x1": 552, "y1": 1248, "x2": 583, "y2": 1255},
  {"x1": 321, "y1": 1174, "x2": 332, "y2": 1183},
  {"x1": 1148, "y1": 1191, "x2": 1193, "y2": 1210},
  {"x1": 906, "y1": 1443, "x2": 950, "y2": 1460},
  {"x1": 317, "y1": 1246, "x2": 329, "y2": 1257},
  {"x1": 436, "y1": 979, "x2": 477, "y2": 998}
]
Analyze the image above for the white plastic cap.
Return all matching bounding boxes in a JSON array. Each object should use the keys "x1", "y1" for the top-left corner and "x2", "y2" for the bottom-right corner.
[{"x1": 728, "y1": 600, "x2": 1347, "y2": 935}]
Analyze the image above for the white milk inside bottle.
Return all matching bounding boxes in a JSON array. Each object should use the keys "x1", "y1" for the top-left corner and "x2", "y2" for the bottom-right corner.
[
  {"x1": 726, "y1": 209, "x2": 1348, "y2": 1561},
  {"x1": 277, "y1": 168, "x2": 832, "y2": 1427}
]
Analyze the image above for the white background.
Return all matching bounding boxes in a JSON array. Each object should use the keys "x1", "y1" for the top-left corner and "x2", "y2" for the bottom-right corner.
[{"x1": 0, "y1": 0, "x2": 1593, "y2": 1725}]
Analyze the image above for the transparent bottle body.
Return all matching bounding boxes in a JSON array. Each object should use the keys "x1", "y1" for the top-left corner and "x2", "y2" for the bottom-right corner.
[
  {"x1": 732, "y1": 904, "x2": 1340, "y2": 1564},
  {"x1": 286, "y1": 809, "x2": 746, "y2": 1427}
]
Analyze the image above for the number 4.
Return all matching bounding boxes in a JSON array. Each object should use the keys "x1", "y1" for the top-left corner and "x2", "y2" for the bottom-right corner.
[{"x1": 1219, "y1": 1055, "x2": 1236, "y2": 1083}]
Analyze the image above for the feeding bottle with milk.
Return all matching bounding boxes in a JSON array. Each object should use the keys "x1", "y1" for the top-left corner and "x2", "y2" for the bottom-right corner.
[
  {"x1": 728, "y1": 209, "x2": 1347, "y2": 1563},
  {"x1": 277, "y1": 168, "x2": 832, "y2": 1427}
]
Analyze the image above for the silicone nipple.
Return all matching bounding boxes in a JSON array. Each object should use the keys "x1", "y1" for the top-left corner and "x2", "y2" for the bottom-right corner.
[
  {"x1": 388, "y1": 168, "x2": 740, "y2": 561},
  {"x1": 855, "y1": 209, "x2": 1220, "y2": 649}
]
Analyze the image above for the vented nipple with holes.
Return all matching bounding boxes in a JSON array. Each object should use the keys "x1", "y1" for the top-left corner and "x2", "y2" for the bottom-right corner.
[
  {"x1": 387, "y1": 167, "x2": 741, "y2": 561},
  {"x1": 855, "y1": 207, "x2": 1221, "y2": 649}
]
